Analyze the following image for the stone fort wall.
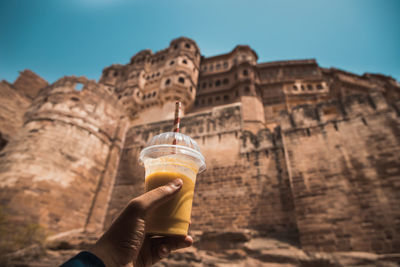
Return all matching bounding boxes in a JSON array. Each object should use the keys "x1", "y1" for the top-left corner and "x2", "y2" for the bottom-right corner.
[
  {"x1": 281, "y1": 93, "x2": 400, "y2": 252},
  {"x1": 104, "y1": 102, "x2": 298, "y2": 241},
  {"x1": 104, "y1": 93, "x2": 400, "y2": 253},
  {"x1": 0, "y1": 77, "x2": 127, "y2": 234}
]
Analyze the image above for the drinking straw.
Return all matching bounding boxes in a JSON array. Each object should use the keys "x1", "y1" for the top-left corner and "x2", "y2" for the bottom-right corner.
[{"x1": 172, "y1": 101, "x2": 181, "y2": 145}]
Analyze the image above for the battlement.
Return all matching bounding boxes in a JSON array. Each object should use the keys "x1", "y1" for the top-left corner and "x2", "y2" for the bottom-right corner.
[
  {"x1": 26, "y1": 76, "x2": 125, "y2": 145},
  {"x1": 280, "y1": 92, "x2": 391, "y2": 131}
]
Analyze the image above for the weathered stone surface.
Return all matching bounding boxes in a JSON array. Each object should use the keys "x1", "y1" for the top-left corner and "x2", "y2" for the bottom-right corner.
[
  {"x1": 3, "y1": 231, "x2": 400, "y2": 267},
  {"x1": 12, "y1": 69, "x2": 48, "y2": 99},
  {"x1": 0, "y1": 81, "x2": 31, "y2": 144},
  {"x1": 0, "y1": 77, "x2": 127, "y2": 239}
]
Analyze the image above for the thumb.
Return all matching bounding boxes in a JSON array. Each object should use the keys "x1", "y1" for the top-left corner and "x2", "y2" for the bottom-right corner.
[{"x1": 129, "y1": 178, "x2": 183, "y2": 214}]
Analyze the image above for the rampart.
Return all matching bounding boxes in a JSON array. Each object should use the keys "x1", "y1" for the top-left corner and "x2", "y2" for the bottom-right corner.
[
  {"x1": 0, "y1": 77, "x2": 128, "y2": 234},
  {"x1": 281, "y1": 93, "x2": 400, "y2": 252}
]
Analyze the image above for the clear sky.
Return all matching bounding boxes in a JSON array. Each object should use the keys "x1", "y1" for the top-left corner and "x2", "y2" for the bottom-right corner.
[{"x1": 0, "y1": 0, "x2": 399, "y2": 83}]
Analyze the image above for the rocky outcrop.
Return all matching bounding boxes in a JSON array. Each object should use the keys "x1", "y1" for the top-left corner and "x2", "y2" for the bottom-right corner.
[{"x1": 3, "y1": 231, "x2": 400, "y2": 267}]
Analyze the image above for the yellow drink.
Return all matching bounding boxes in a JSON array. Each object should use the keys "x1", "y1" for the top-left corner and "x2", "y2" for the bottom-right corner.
[{"x1": 145, "y1": 171, "x2": 195, "y2": 236}]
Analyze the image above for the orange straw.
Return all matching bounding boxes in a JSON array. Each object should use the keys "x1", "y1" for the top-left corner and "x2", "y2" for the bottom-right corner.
[{"x1": 172, "y1": 101, "x2": 181, "y2": 145}]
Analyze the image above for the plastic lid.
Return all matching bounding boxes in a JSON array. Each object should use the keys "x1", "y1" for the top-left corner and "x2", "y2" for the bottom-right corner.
[{"x1": 139, "y1": 132, "x2": 206, "y2": 173}]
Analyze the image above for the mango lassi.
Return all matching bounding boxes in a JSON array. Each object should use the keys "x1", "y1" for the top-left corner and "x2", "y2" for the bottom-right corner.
[{"x1": 145, "y1": 171, "x2": 195, "y2": 236}]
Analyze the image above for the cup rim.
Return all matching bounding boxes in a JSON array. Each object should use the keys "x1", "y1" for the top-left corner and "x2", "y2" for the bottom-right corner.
[{"x1": 139, "y1": 144, "x2": 206, "y2": 173}]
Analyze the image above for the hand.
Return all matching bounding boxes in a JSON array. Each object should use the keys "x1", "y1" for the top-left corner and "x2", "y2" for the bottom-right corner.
[{"x1": 89, "y1": 179, "x2": 193, "y2": 267}]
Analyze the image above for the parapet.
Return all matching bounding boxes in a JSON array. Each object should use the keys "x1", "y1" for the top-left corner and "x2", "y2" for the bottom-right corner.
[
  {"x1": 280, "y1": 92, "x2": 391, "y2": 131},
  {"x1": 26, "y1": 76, "x2": 126, "y2": 144},
  {"x1": 12, "y1": 69, "x2": 48, "y2": 99}
]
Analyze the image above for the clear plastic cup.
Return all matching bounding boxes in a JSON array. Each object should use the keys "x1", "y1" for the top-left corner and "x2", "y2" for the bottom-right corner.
[{"x1": 139, "y1": 132, "x2": 206, "y2": 236}]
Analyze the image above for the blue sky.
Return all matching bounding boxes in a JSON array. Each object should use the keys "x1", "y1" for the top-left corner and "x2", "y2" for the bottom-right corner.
[{"x1": 0, "y1": 0, "x2": 399, "y2": 83}]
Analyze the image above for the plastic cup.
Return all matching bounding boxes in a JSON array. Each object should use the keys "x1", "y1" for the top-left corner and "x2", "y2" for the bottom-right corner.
[{"x1": 139, "y1": 132, "x2": 206, "y2": 236}]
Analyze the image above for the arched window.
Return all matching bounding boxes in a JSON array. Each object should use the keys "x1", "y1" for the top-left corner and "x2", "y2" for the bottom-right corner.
[
  {"x1": 215, "y1": 80, "x2": 221, "y2": 87},
  {"x1": 293, "y1": 85, "x2": 298, "y2": 91},
  {"x1": 152, "y1": 74, "x2": 155, "y2": 78},
  {"x1": 243, "y1": 70, "x2": 248, "y2": 76},
  {"x1": 152, "y1": 91, "x2": 156, "y2": 97},
  {"x1": 147, "y1": 93, "x2": 151, "y2": 98},
  {"x1": 208, "y1": 98, "x2": 212, "y2": 104},
  {"x1": 208, "y1": 82, "x2": 213, "y2": 87},
  {"x1": 174, "y1": 44, "x2": 178, "y2": 49},
  {"x1": 137, "y1": 92, "x2": 140, "y2": 97},
  {"x1": 209, "y1": 65, "x2": 214, "y2": 71},
  {"x1": 301, "y1": 85, "x2": 305, "y2": 91},
  {"x1": 216, "y1": 63, "x2": 221, "y2": 70},
  {"x1": 317, "y1": 84, "x2": 323, "y2": 90},
  {"x1": 224, "y1": 95, "x2": 229, "y2": 101},
  {"x1": 185, "y1": 43, "x2": 191, "y2": 49},
  {"x1": 182, "y1": 59, "x2": 188, "y2": 64},
  {"x1": 223, "y1": 78, "x2": 229, "y2": 85},
  {"x1": 114, "y1": 71, "x2": 118, "y2": 77},
  {"x1": 195, "y1": 100, "x2": 199, "y2": 106},
  {"x1": 223, "y1": 61, "x2": 228, "y2": 69},
  {"x1": 190, "y1": 86, "x2": 193, "y2": 92},
  {"x1": 216, "y1": 96, "x2": 221, "y2": 101},
  {"x1": 165, "y1": 79, "x2": 171, "y2": 85},
  {"x1": 202, "y1": 82, "x2": 207, "y2": 89},
  {"x1": 203, "y1": 66, "x2": 207, "y2": 71},
  {"x1": 307, "y1": 84, "x2": 313, "y2": 90},
  {"x1": 244, "y1": 86, "x2": 250, "y2": 92},
  {"x1": 169, "y1": 60, "x2": 175, "y2": 65},
  {"x1": 178, "y1": 77, "x2": 185, "y2": 84},
  {"x1": 161, "y1": 56, "x2": 165, "y2": 60}
]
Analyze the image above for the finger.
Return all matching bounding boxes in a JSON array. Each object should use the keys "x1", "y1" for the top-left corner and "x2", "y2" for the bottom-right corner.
[
  {"x1": 131, "y1": 179, "x2": 182, "y2": 213},
  {"x1": 150, "y1": 235, "x2": 193, "y2": 264}
]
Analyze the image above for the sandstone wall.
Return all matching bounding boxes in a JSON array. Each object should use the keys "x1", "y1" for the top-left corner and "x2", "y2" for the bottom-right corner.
[
  {"x1": 0, "y1": 81, "x2": 31, "y2": 148},
  {"x1": 12, "y1": 69, "x2": 48, "y2": 99},
  {"x1": 104, "y1": 103, "x2": 298, "y2": 240},
  {"x1": 281, "y1": 93, "x2": 400, "y2": 253},
  {"x1": 0, "y1": 77, "x2": 127, "y2": 234}
]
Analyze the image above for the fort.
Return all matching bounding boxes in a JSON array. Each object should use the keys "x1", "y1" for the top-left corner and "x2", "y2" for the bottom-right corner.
[{"x1": 0, "y1": 37, "x2": 399, "y2": 266}]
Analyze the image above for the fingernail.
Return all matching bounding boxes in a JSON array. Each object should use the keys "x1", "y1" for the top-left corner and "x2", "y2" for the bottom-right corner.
[{"x1": 171, "y1": 179, "x2": 182, "y2": 189}]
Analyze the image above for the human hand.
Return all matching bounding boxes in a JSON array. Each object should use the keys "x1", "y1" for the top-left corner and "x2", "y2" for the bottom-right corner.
[{"x1": 89, "y1": 178, "x2": 193, "y2": 267}]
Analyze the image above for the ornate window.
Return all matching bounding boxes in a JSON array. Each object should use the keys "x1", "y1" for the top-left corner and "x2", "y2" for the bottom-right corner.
[
  {"x1": 243, "y1": 70, "x2": 248, "y2": 76},
  {"x1": 307, "y1": 85, "x2": 313, "y2": 90},
  {"x1": 169, "y1": 60, "x2": 175, "y2": 65},
  {"x1": 215, "y1": 80, "x2": 221, "y2": 87},
  {"x1": 317, "y1": 84, "x2": 323, "y2": 90},
  {"x1": 182, "y1": 59, "x2": 188, "y2": 64},
  {"x1": 165, "y1": 79, "x2": 171, "y2": 85},
  {"x1": 293, "y1": 85, "x2": 298, "y2": 91},
  {"x1": 223, "y1": 78, "x2": 229, "y2": 85},
  {"x1": 178, "y1": 77, "x2": 185, "y2": 84}
]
